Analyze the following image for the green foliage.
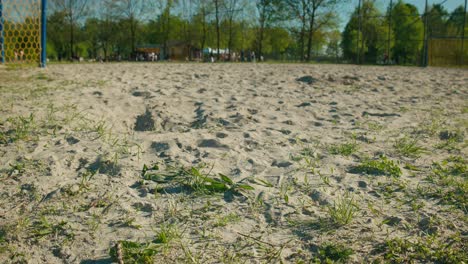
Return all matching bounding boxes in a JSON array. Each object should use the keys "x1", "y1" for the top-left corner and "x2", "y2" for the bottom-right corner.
[
  {"x1": 424, "y1": 156, "x2": 467, "y2": 212},
  {"x1": 342, "y1": 1, "x2": 390, "y2": 63},
  {"x1": 0, "y1": 114, "x2": 37, "y2": 144},
  {"x1": 393, "y1": 136, "x2": 427, "y2": 158},
  {"x1": 350, "y1": 156, "x2": 402, "y2": 177},
  {"x1": 109, "y1": 241, "x2": 158, "y2": 264},
  {"x1": 141, "y1": 163, "x2": 254, "y2": 196},
  {"x1": 391, "y1": 1, "x2": 424, "y2": 64},
  {"x1": 317, "y1": 243, "x2": 354, "y2": 263},
  {"x1": 31, "y1": 217, "x2": 73, "y2": 241},
  {"x1": 380, "y1": 235, "x2": 467, "y2": 263},
  {"x1": 328, "y1": 141, "x2": 358, "y2": 156},
  {"x1": 155, "y1": 223, "x2": 181, "y2": 244},
  {"x1": 327, "y1": 193, "x2": 359, "y2": 226}
]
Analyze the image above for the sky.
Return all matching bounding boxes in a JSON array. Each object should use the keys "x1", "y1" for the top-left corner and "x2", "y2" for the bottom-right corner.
[{"x1": 337, "y1": 0, "x2": 466, "y2": 30}]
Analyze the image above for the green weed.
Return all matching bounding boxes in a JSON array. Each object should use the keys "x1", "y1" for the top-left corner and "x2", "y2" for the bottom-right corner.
[
  {"x1": 110, "y1": 241, "x2": 158, "y2": 264},
  {"x1": 214, "y1": 213, "x2": 241, "y2": 227},
  {"x1": 327, "y1": 193, "x2": 359, "y2": 226},
  {"x1": 350, "y1": 156, "x2": 402, "y2": 177},
  {"x1": 394, "y1": 136, "x2": 427, "y2": 158},
  {"x1": 424, "y1": 156, "x2": 467, "y2": 212},
  {"x1": 379, "y1": 235, "x2": 467, "y2": 263},
  {"x1": 141, "y1": 163, "x2": 254, "y2": 196},
  {"x1": 328, "y1": 141, "x2": 358, "y2": 156},
  {"x1": 316, "y1": 243, "x2": 354, "y2": 263},
  {"x1": 155, "y1": 223, "x2": 181, "y2": 244},
  {"x1": 0, "y1": 114, "x2": 37, "y2": 144},
  {"x1": 31, "y1": 217, "x2": 74, "y2": 241}
]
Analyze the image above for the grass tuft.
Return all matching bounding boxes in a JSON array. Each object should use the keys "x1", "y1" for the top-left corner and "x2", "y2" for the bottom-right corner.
[
  {"x1": 379, "y1": 235, "x2": 467, "y2": 263},
  {"x1": 350, "y1": 155, "x2": 402, "y2": 177},
  {"x1": 317, "y1": 243, "x2": 354, "y2": 263},
  {"x1": 328, "y1": 141, "x2": 359, "y2": 156},
  {"x1": 327, "y1": 193, "x2": 359, "y2": 226},
  {"x1": 141, "y1": 163, "x2": 255, "y2": 196},
  {"x1": 393, "y1": 136, "x2": 427, "y2": 158}
]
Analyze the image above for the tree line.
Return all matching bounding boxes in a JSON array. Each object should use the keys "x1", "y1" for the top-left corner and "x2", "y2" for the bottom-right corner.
[
  {"x1": 342, "y1": 1, "x2": 468, "y2": 65},
  {"x1": 46, "y1": 0, "x2": 467, "y2": 64}
]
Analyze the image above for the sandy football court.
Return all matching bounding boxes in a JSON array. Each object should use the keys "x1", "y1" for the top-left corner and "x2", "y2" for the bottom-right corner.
[{"x1": 0, "y1": 63, "x2": 467, "y2": 263}]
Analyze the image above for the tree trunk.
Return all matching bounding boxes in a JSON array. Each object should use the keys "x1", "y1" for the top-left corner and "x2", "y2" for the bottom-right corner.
[
  {"x1": 215, "y1": 0, "x2": 220, "y2": 60},
  {"x1": 306, "y1": 9, "x2": 315, "y2": 62},
  {"x1": 130, "y1": 17, "x2": 136, "y2": 56},
  {"x1": 300, "y1": 22, "x2": 305, "y2": 61},
  {"x1": 258, "y1": 4, "x2": 266, "y2": 58},
  {"x1": 70, "y1": 8, "x2": 74, "y2": 59},
  {"x1": 228, "y1": 17, "x2": 233, "y2": 60}
]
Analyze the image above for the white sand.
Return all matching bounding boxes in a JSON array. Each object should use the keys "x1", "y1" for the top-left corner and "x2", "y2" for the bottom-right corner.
[{"x1": 0, "y1": 63, "x2": 467, "y2": 263}]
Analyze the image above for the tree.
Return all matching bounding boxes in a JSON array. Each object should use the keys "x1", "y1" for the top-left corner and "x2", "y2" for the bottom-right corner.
[
  {"x1": 214, "y1": 0, "x2": 222, "y2": 59},
  {"x1": 95, "y1": 0, "x2": 118, "y2": 60},
  {"x1": 50, "y1": 0, "x2": 90, "y2": 59},
  {"x1": 425, "y1": 4, "x2": 449, "y2": 38},
  {"x1": 47, "y1": 10, "x2": 68, "y2": 60},
  {"x1": 391, "y1": 1, "x2": 423, "y2": 64},
  {"x1": 326, "y1": 30, "x2": 341, "y2": 61},
  {"x1": 304, "y1": 0, "x2": 341, "y2": 62},
  {"x1": 109, "y1": 0, "x2": 148, "y2": 56},
  {"x1": 447, "y1": 6, "x2": 467, "y2": 36},
  {"x1": 223, "y1": 0, "x2": 245, "y2": 60},
  {"x1": 192, "y1": 0, "x2": 212, "y2": 56},
  {"x1": 286, "y1": 0, "x2": 309, "y2": 61},
  {"x1": 342, "y1": 0, "x2": 388, "y2": 63},
  {"x1": 254, "y1": 0, "x2": 283, "y2": 57},
  {"x1": 286, "y1": 0, "x2": 342, "y2": 61},
  {"x1": 156, "y1": 0, "x2": 176, "y2": 59}
]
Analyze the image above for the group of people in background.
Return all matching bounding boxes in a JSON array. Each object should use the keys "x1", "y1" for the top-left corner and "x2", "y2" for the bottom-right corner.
[
  {"x1": 209, "y1": 50, "x2": 264, "y2": 63},
  {"x1": 13, "y1": 50, "x2": 25, "y2": 62}
]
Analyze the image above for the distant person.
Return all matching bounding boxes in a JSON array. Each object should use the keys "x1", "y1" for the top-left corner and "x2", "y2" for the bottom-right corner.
[
  {"x1": 20, "y1": 50, "x2": 24, "y2": 61},
  {"x1": 260, "y1": 55, "x2": 264, "y2": 62},
  {"x1": 383, "y1": 53, "x2": 389, "y2": 64},
  {"x1": 210, "y1": 51, "x2": 214, "y2": 63},
  {"x1": 251, "y1": 51, "x2": 256, "y2": 63}
]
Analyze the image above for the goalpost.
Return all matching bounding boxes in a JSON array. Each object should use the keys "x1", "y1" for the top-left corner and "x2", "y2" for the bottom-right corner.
[{"x1": 0, "y1": 0, "x2": 47, "y2": 67}]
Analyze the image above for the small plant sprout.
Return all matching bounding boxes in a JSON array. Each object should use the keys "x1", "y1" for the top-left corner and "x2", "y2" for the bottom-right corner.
[
  {"x1": 328, "y1": 193, "x2": 359, "y2": 226},
  {"x1": 328, "y1": 140, "x2": 359, "y2": 156},
  {"x1": 393, "y1": 136, "x2": 427, "y2": 158},
  {"x1": 141, "y1": 163, "x2": 255, "y2": 196},
  {"x1": 350, "y1": 155, "x2": 402, "y2": 178}
]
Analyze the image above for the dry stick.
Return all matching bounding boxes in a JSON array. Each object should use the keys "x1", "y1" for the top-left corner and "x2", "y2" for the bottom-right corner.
[
  {"x1": 236, "y1": 232, "x2": 277, "y2": 248},
  {"x1": 237, "y1": 232, "x2": 293, "y2": 261},
  {"x1": 115, "y1": 242, "x2": 124, "y2": 264}
]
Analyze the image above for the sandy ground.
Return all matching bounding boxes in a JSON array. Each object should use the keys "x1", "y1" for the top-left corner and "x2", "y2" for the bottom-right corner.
[{"x1": 0, "y1": 63, "x2": 467, "y2": 263}]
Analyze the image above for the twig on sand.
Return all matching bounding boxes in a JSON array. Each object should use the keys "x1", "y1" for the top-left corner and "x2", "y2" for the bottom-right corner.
[
  {"x1": 236, "y1": 232, "x2": 277, "y2": 247},
  {"x1": 115, "y1": 242, "x2": 124, "y2": 264}
]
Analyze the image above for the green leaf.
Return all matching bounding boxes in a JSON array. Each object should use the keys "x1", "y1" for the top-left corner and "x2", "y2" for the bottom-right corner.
[
  {"x1": 206, "y1": 182, "x2": 229, "y2": 192},
  {"x1": 236, "y1": 184, "x2": 255, "y2": 191},
  {"x1": 219, "y1": 174, "x2": 234, "y2": 185},
  {"x1": 253, "y1": 179, "x2": 274, "y2": 187}
]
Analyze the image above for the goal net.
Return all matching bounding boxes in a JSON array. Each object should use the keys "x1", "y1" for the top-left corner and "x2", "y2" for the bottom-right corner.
[{"x1": 0, "y1": 0, "x2": 46, "y2": 67}]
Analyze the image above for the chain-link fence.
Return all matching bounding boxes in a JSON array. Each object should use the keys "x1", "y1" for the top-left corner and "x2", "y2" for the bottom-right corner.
[
  {"x1": 0, "y1": 0, "x2": 43, "y2": 64},
  {"x1": 348, "y1": 0, "x2": 467, "y2": 66}
]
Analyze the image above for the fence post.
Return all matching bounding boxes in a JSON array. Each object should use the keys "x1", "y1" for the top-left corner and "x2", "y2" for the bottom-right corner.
[
  {"x1": 422, "y1": 0, "x2": 429, "y2": 67},
  {"x1": 462, "y1": 0, "x2": 467, "y2": 65},
  {"x1": 387, "y1": 0, "x2": 392, "y2": 64},
  {"x1": 0, "y1": 0, "x2": 4, "y2": 64},
  {"x1": 357, "y1": 0, "x2": 361, "y2": 64},
  {"x1": 41, "y1": 0, "x2": 47, "y2": 67}
]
